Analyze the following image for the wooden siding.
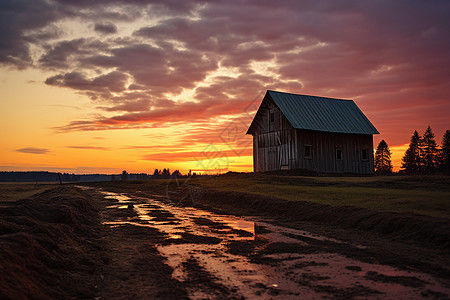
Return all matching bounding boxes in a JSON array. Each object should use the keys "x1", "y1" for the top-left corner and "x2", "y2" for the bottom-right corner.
[
  {"x1": 293, "y1": 130, "x2": 374, "y2": 174},
  {"x1": 251, "y1": 95, "x2": 375, "y2": 174}
]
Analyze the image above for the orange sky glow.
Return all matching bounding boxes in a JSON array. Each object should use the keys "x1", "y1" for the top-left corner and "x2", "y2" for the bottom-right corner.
[{"x1": 1, "y1": 1, "x2": 449, "y2": 174}]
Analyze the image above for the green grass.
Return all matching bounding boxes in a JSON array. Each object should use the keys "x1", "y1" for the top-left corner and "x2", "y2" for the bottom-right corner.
[{"x1": 186, "y1": 174, "x2": 450, "y2": 218}]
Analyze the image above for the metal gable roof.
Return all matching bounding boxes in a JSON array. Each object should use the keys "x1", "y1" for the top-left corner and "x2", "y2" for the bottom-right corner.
[{"x1": 249, "y1": 90, "x2": 379, "y2": 135}]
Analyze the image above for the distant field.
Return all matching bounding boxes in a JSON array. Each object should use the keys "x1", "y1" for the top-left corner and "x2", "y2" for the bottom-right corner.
[
  {"x1": 186, "y1": 174, "x2": 450, "y2": 219},
  {"x1": 0, "y1": 183, "x2": 55, "y2": 202}
]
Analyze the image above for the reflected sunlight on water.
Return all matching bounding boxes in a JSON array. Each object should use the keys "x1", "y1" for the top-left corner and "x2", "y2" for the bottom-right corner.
[{"x1": 96, "y1": 188, "x2": 450, "y2": 299}]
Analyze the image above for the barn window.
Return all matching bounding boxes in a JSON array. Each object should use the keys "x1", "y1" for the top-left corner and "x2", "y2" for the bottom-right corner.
[
  {"x1": 336, "y1": 148, "x2": 343, "y2": 160},
  {"x1": 304, "y1": 145, "x2": 312, "y2": 159},
  {"x1": 269, "y1": 111, "x2": 275, "y2": 123},
  {"x1": 361, "y1": 148, "x2": 369, "y2": 161}
]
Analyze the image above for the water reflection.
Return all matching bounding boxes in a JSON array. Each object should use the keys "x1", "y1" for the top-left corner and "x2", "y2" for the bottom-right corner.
[{"x1": 97, "y1": 188, "x2": 450, "y2": 299}]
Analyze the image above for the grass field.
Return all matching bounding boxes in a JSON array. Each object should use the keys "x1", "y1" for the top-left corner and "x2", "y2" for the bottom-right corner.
[
  {"x1": 185, "y1": 174, "x2": 450, "y2": 218},
  {"x1": 0, "y1": 183, "x2": 55, "y2": 202},
  {"x1": 2, "y1": 174, "x2": 449, "y2": 219}
]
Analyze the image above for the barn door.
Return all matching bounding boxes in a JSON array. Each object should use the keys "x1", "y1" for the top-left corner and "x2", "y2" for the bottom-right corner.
[
  {"x1": 276, "y1": 131, "x2": 288, "y2": 170},
  {"x1": 335, "y1": 148, "x2": 343, "y2": 173},
  {"x1": 268, "y1": 148, "x2": 277, "y2": 171},
  {"x1": 280, "y1": 144, "x2": 289, "y2": 169}
]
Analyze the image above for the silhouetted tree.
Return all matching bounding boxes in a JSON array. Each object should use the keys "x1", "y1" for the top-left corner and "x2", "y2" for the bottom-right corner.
[
  {"x1": 420, "y1": 126, "x2": 438, "y2": 173},
  {"x1": 121, "y1": 170, "x2": 128, "y2": 180},
  {"x1": 153, "y1": 169, "x2": 160, "y2": 177},
  {"x1": 401, "y1": 130, "x2": 422, "y2": 174},
  {"x1": 188, "y1": 169, "x2": 192, "y2": 177},
  {"x1": 439, "y1": 130, "x2": 450, "y2": 174},
  {"x1": 172, "y1": 170, "x2": 182, "y2": 178},
  {"x1": 374, "y1": 140, "x2": 393, "y2": 174},
  {"x1": 161, "y1": 168, "x2": 170, "y2": 178}
]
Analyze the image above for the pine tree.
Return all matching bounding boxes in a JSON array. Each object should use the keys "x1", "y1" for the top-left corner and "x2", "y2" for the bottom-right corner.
[
  {"x1": 401, "y1": 130, "x2": 421, "y2": 174},
  {"x1": 374, "y1": 140, "x2": 393, "y2": 174},
  {"x1": 421, "y1": 126, "x2": 438, "y2": 173},
  {"x1": 439, "y1": 130, "x2": 450, "y2": 174}
]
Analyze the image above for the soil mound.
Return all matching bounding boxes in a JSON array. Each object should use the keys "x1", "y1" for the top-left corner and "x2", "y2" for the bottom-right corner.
[{"x1": 0, "y1": 186, "x2": 103, "y2": 300}]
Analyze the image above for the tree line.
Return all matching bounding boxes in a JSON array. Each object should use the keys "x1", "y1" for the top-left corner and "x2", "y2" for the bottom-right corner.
[
  {"x1": 151, "y1": 169, "x2": 204, "y2": 178},
  {"x1": 374, "y1": 126, "x2": 450, "y2": 175},
  {"x1": 118, "y1": 169, "x2": 208, "y2": 180}
]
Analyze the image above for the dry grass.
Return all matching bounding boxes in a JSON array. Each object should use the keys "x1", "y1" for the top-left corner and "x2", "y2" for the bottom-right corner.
[
  {"x1": 0, "y1": 183, "x2": 56, "y2": 202},
  {"x1": 0, "y1": 186, "x2": 104, "y2": 299}
]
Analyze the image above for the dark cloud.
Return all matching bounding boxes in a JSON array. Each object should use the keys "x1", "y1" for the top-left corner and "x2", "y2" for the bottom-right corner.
[
  {"x1": 25, "y1": 24, "x2": 62, "y2": 43},
  {"x1": 94, "y1": 22, "x2": 118, "y2": 34},
  {"x1": 54, "y1": 94, "x2": 257, "y2": 133},
  {"x1": 45, "y1": 70, "x2": 129, "y2": 94},
  {"x1": 39, "y1": 39, "x2": 88, "y2": 69},
  {"x1": 66, "y1": 146, "x2": 109, "y2": 150},
  {"x1": 1, "y1": 0, "x2": 449, "y2": 147},
  {"x1": 0, "y1": 0, "x2": 201, "y2": 68},
  {"x1": 0, "y1": 0, "x2": 61, "y2": 67},
  {"x1": 15, "y1": 147, "x2": 49, "y2": 154}
]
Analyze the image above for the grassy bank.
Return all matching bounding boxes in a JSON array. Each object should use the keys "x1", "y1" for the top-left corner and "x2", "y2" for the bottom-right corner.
[
  {"x1": 0, "y1": 183, "x2": 55, "y2": 202},
  {"x1": 186, "y1": 174, "x2": 450, "y2": 218},
  {"x1": 0, "y1": 186, "x2": 104, "y2": 299},
  {"x1": 84, "y1": 174, "x2": 450, "y2": 219},
  {"x1": 85, "y1": 174, "x2": 450, "y2": 249}
]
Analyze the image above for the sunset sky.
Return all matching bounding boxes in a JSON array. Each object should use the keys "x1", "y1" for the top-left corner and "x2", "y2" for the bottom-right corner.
[{"x1": 1, "y1": 0, "x2": 449, "y2": 174}]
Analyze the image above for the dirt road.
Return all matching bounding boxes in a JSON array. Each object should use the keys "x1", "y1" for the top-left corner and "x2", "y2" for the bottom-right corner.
[{"x1": 84, "y1": 186, "x2": 450, "y2": 299}]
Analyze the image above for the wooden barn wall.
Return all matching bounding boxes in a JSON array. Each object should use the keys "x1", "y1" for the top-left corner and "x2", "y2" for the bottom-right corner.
[
  {"x1": 251, "y1": 96, "x2": 295, "y2": 172},
  {"x1": 250, "y1": 95, "x2": 375, "y2": 174},
  {"x1": 292, "y1": 130, "x2": 374, "y2": 174}
]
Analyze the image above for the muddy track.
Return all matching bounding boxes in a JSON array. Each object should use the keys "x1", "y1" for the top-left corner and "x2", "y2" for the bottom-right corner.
[
  {"x1": 3, "y1": 185, "x2": 449, "y2": 299},
  {"x1": 189, "y1": 188, "x2": 450, "y2": 250},
  {"x1": 85, "y1": 180, "x2": 450, "y2": 250},
  {"x1": 85, "y1": 185, "x2": 450, "y2": 299},
  {"x1": 93, "y1": 191, "x2": 188, "y2": 299}
]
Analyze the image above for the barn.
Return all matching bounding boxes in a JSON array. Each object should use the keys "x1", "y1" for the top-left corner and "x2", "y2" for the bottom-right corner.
[{"x1": 247, "y1": 90, "x2": 379, "y2": 174}]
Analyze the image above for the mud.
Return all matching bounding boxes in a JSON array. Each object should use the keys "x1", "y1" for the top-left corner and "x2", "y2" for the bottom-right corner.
[
  {"x1": 192, "y1": 189, "x2": 450, "y2": 250},
  {"x1": 3, "y1": 184, "x2": 450, "y2": 299},
  {"x1": 91, "y1": 186, "x2": 450, "y2": 299}
]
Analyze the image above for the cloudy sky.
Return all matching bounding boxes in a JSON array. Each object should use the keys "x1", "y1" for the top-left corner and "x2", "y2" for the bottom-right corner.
[{"x1": 1, "y1": 0, "x2": 449, "y2": 174}]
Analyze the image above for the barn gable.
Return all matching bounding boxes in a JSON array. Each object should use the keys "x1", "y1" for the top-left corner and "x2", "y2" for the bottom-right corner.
[
  {"x1": 247, "y1": 90, "x2": 379, "y2": 174},
  {"x1": 247, "y1": 90, "x2": 379, "y2": 135}
]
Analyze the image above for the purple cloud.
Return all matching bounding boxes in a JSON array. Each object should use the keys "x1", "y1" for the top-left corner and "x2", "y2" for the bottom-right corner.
[
  {"x1": 94, "y1": 22, "x2": 117, "y2": 34},
  {"x1": 15, "y1": 147, "x2": 50, "y2": 154},
  {"x1": 66, "y1": 146, "x2": 109, "y2": 150},
  {"x1": 0, "y1": 0, "x2": 448, "y2": 147}
]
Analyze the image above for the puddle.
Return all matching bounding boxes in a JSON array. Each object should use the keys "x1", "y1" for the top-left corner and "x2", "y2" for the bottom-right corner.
[
  {"x1": 101, "y1": 191, "x2": 132, "y2": 202},
  {"x1": 94, "y1": 188, "x2": 450, "y2": 299},
  {"x1": 169, "y1": 234, "x2": 182, "y2": 239}
]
